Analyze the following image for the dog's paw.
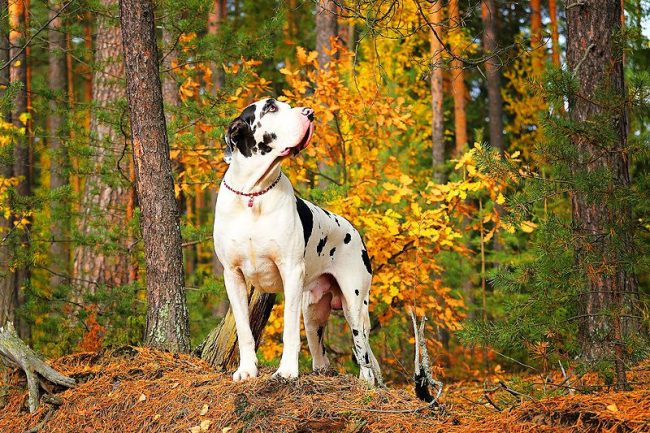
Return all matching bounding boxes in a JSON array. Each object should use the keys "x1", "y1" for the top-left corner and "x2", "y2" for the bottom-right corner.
[
  {"x1": 233, "y1": 364, "x2": 258, "y2": 382},
  {"x1": 271, "y1": 365, "x2": 299, "y2": 380}
]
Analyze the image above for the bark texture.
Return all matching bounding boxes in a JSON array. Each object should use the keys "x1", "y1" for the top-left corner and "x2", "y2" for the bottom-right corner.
[
  {"x1": 72, "y1": 0, "x2": 132, "y2": 294},
  {"x1": 200, "y1": 286, "x2": 275, "y2": 370},
  {"x1": 0, "y1": 0, "x2": 15, "y2": 329},
  {"x1": 120, "y1": 0, "x2": 190, "y2": 352},
  {"x1": 429, "y1": 3, "x2": 444, "y2": 182},
  {"x1": 481, "y1": 0, "x2": 505, "y2": 154},
  {"x1": 48, "y1": 0, "x2": 69, "y2": 290},
  {"x1": 315, "y1": 0, "x2": 338, "y2": 68},
  {"x1": 566, "y1": 0, "x2": 640, "y2": 388},
  {"x1": 448, "y1": 0, "x2": 467, "y2": 155},
  {"x1": 0, "y1": 322, "x2": 75, "y2": 412},
  {"x1": 9, "y1": 0, "x2": 30, "y2": 341}
]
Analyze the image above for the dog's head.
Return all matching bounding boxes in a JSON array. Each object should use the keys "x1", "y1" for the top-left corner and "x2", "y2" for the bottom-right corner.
[{"x1": 224, "y1": 98, "x2": 314, "y2": 164}]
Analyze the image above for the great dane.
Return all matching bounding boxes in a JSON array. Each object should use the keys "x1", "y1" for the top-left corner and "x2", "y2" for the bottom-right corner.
[{"x1": 213, "y1": 98, "x2": 382, "y2": 385}]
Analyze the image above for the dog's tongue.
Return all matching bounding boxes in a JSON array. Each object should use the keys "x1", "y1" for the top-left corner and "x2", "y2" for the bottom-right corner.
[{"x1": 280, "y1": 147, "x2": 292, "y2": 156}]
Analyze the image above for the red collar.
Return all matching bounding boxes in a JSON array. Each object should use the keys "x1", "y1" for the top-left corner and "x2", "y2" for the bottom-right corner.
[{"x1": 222, "y1": 172, "x2": 283, "y2": 208}]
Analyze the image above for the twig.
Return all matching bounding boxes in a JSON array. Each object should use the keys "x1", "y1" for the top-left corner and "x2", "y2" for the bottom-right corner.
[{"x1": 483, "y1": 393, "x2": 502, "y2": 412}]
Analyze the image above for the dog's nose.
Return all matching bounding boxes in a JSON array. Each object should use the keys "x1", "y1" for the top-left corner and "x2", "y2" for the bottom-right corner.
[{"x1": 301, "y1": 107, "x2": 315, "y2": 121}]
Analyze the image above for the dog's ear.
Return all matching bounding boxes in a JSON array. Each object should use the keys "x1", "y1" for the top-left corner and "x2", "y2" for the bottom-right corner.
[
  {"x1": 226, "y1": 118, "x2": 250, "y2": 146},
  {"x1": 225, "y1": 118, "x2": 255, "y2": 158}
]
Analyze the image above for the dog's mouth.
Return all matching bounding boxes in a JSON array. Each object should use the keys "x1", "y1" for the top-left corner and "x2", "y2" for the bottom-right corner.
[{"x1": 279, "y1": 122, "x2": 314, "y2": 157}]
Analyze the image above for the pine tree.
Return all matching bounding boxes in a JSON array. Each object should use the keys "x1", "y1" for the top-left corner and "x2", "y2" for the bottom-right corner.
[{"x1": 120, "y1": 0, "x2": 190, "y2": 352}]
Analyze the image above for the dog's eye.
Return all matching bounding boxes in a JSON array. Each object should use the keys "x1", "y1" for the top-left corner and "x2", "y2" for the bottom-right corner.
[{"x1": 267, "y1": 104, "x2": 277, "y2": 113}]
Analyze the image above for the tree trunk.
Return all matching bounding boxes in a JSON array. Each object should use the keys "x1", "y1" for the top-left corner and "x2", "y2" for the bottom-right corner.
[
  {"x1": 566, "y1": 0, "x2": 640, "y2": 389},
  {"x1": 199, "y1": 285, "x2": 275, "y2": 370},
  {"x1": 315, "y1": 0, "x2": 338, "y2": 68},
  {"x1": 120, "y1": 0, "x2": 190, "y2": 352},
  {"x1": 9, "y1": 0, "x2": 30, "y2": 341},
  {"x1": 207, "y1": 0, "x2": 225, "y2": 277},
  {"x1": 0, "y1": 0, "x2": 15, "y2": 330},
  {"x1": 530, "y1": 0, "x2": 544, "y2": 74},
  {"x1": 549, "y1": 0, "x2": 560, "y2": 67},
  {"x1": 48, "y1": 0, "x2": 69, "y2": 290},
  {"x1": 481, "y1": 0, "x2": 505, "y2": 154},
  {"x1": 0, "y1": 322, "x2": 75, "y2": 412},
  {"x1": 72, "y1": 0, "x2": 132, "y2": 295},
  {"x1": 430, "y1": 2, "x2": 444, "y2": 182},
  {"x1": 449, "y1": 0, "x2": 467, "y2": 155}
]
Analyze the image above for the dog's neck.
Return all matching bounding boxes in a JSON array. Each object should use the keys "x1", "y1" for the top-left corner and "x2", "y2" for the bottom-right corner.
[{"x1": 225, "y1": 154, "x2": 284, "y2": 193}]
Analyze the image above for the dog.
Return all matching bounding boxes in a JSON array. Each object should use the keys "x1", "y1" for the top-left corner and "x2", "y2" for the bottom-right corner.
[{"x1": 213, "y1": 98, "x2": 382, "y2": 385}]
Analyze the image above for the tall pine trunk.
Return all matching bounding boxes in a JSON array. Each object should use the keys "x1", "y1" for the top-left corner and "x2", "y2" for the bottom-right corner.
[
  {"x1": 481, "y1": 0, "x2": 504, "y2": 154},
  {"x1": 449, "y1": 0, "x2": 467, "y2": 155},
  {"x1": 48, "y1": 0, "x2": 69, "y2": 290},
  {"x1": 120, "y1": 0, "x2": 190, "y2": 352},
  {"x1": 549, "y1": 0, "x2": 560, "y2": 67},
  {"x1": 315, "y1": 0, "x2": 338, "y2": 68},
  {"x1": 72, "y1": 0, "x2": 132, "y2": 295},
  {"x1": 530, "y1": 0, "x2": 544, "y2": 75},
  {"x1": 9, "y1": 0, "x2": 30, "y2": 341},
  {"x1": 429, "y1": 3, "x2": 444, "y2": 182},
  {"x1": 566, "y1": 0, "x2": 640, "y2": 389},
  {"x1": 0, "y1": 0, "x2": 15, "y2": 328}
]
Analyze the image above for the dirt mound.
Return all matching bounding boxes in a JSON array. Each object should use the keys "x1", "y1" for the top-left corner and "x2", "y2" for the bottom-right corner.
[
  {"x1": 0, "y1": 347, "x2": 648, "y2": 433},
  {"x1": 0, "y1": 347, "x2": 445, "y2": 433}
]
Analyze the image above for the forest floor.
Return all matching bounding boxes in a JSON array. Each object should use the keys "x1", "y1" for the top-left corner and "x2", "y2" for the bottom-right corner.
[{"x1": 0, "y1": 347, "x2": 649, "y2": 433}]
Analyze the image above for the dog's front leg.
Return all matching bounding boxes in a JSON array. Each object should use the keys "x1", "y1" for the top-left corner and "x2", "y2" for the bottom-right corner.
[
  {"x1": 223, "y1": 269, "x2": 258, "y2": 381},
  {"x1": 272, "y1": 263, "x2": 305, "y2": 379}
]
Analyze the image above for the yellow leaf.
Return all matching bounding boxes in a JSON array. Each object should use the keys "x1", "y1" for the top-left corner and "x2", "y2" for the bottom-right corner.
[
  {"x1": 510, "y1": 151, "x2": 521, "y2": 159},
  {"x1": 138, "y1": 393, "x2": 147, "y2": 402},
  {"x1": 606, "y1": 404, "x2": 618, "y2": 413},
  {"x1": 18, "y1": 112, "x2": 30, "y2": 125},
  {"x1": 496, "y1": 193, "x2": 505, "y2": 205},
  {"x1": 520, "y1": 220, "x2": 537, "y2": 233},
  {"x1": 200, "y1": 419, "x2": 212, "y2": 431}
]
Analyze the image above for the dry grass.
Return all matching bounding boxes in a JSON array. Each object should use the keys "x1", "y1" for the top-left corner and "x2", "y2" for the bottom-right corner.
[{"x1": 1, "y1": 347, "x2": 648, "y2": 433}]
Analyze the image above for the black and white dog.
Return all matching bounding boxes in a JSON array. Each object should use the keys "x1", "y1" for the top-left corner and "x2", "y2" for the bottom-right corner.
[{"x1": 214, "y1": 98, "x2": 382, "y2": 385}]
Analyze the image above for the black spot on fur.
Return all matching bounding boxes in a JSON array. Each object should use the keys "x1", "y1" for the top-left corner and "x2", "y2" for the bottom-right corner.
[
  {"x1": 258, "y1": 132, "x2": 276, "y2": 155},
  {"x1": 322, "y1": 345, "x2": 326, "y2": 355},
  {"x1": 316, "y1": 237, "x2": 327, "y2": 256},
  {"x1": 355, "y1": 289, "x2": 359, "y2": 296},
  {"x1": 295, "y1": 198, "x2": 313, "y2": 248},
  {"x1": 364, "y1": 353, "x2": 369, "y2": 364},
  {"x1": 364, "y1": 300, "x2": 368, "y2": 305},
  {"x1": 257, "y1": 121, "x2": 261, "y2": 127},
  {"x1": 329, "y1": 247, "x2": 336, "y2": 257},
  {"x1": 323, "y1": 208, "x2": 331, "y2": 217},
  {"x1": 317, "y1": 326, "x2": 324, "y2": 344},
  {"x1": 353, "y1": 329, "x2": 359, "y2": 337},
  {"x1": 344, "y1": 233, "x2": 351, "y2": 244},
  {"x1": 361, "y1": 249, "x2": 372, "y2": 274},
  {"x1": 334, "y1": 217, "x2": 340, "y2": 227}
]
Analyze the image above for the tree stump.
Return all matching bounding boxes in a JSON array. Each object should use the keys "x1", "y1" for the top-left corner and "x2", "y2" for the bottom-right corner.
[
  {"x1": 199, "y1": 285, "x2": 275, "y2": 370},
  {"x1": 0, "y1": 322, "x2": 75, "y2": 412}
]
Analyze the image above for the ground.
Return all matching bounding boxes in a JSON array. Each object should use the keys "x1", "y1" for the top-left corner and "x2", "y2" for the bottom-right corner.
[{"x1": 0, "y1": 347, "x2": 648, "y2": 433}]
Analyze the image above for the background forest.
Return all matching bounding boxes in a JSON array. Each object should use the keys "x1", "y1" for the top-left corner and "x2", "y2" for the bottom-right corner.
[{"x1": 1, "y1": 0, "x2": 649, "y2": 392}]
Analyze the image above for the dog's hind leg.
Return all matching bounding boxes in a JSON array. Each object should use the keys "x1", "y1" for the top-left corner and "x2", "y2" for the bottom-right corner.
[
  {"x1": 302, "y1": 290, "x2": 332, "y2": 372},
  {"x1": 338, "y1": 275, "x2": 382, "y2": 386}
]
